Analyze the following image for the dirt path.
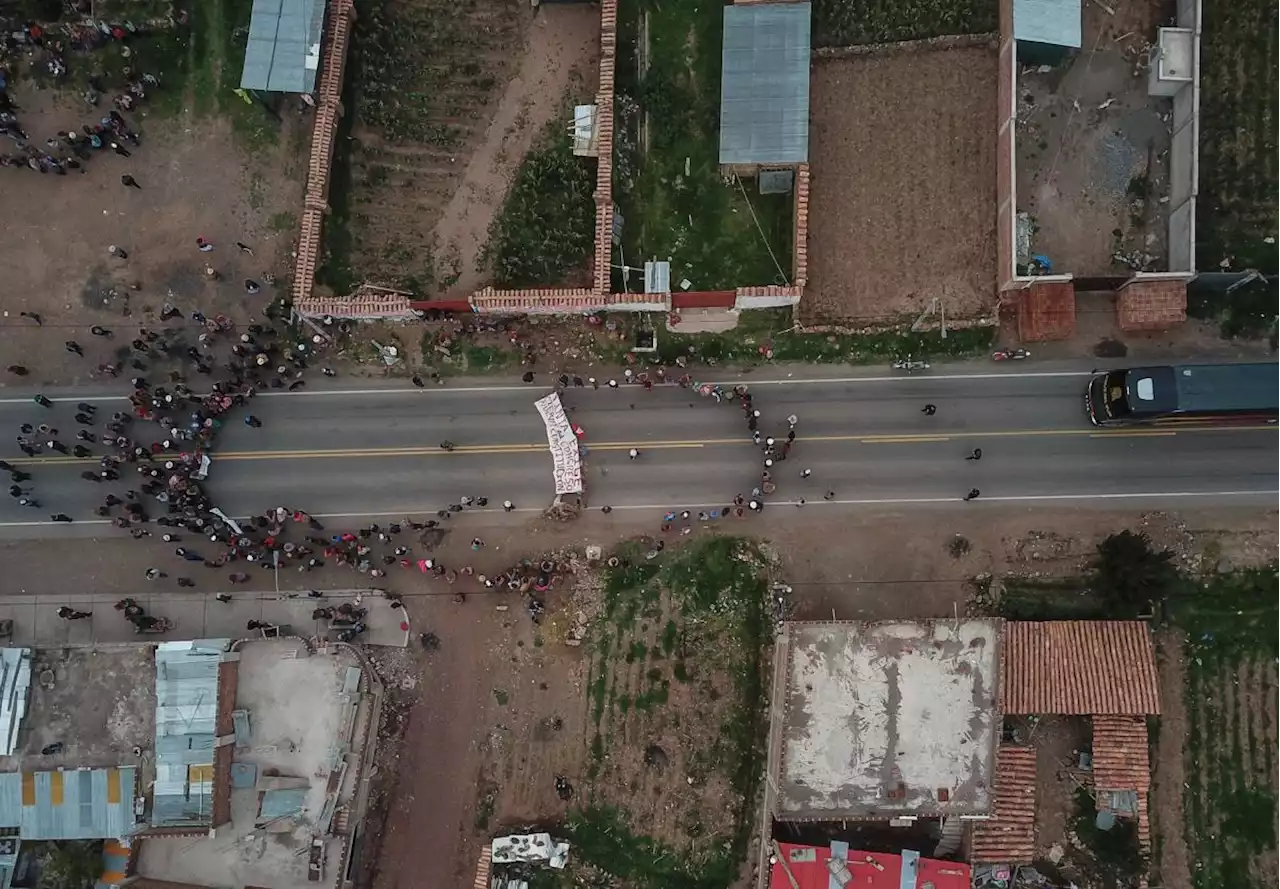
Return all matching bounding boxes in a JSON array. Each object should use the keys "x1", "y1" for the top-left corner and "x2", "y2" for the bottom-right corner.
[
  {"x1": 433, "y1": 5, "x2": 600, "y2": 299},
  {"x1": 1157, "y1": 629, "x2": 1192, "y2": 889}
]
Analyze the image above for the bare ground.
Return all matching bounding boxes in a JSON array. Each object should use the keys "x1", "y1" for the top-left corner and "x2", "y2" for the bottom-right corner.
[
  {"x1": 347, "y1": 503, "x2": 1277, "y2": 887},
  {"x1": 804, "y1": 45, "x2": 998, "y2": 325},
  {"x1": 346, "y1": 4, "x2": 600, "y2": 298},
  {"x1": 0, "y1": 82, "x2": 305, "y2": 387},
  {"x1": 1015, "y1": 0, "x2": 1172, "y2": 275}
]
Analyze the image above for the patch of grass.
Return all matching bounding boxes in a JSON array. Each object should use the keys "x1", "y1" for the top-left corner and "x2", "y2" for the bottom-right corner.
[
  {"x1": 267, "y1": 211, "x2": 298, "y2": 233},
  {"x1": 566, "y1": 805, "x2": 736, "y2": 889},
  {"x1": 613, "y1": 0, "x2": 793, "y2": 292},
  {"x1": 492, "y1": 688, "x2": 509, "y2": 706},
  {"x1": 655, "y1": 308, "x2": 995, "y2": 365},
  {"x1": 1187, "y1": 276, "x2": 1278, "y2": 341},
  {"x1": 811, "y1": 0, "x2": 998, "y2": 47},
  {"x1": 480, "y1": 115, "x2": 596, "y2": 288},
  {"x1": 473, "y1": 785, "x2": 497, "y2": 830}
]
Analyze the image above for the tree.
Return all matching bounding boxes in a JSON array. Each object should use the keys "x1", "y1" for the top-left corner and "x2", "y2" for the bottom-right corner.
[
  {"x1": 1089, "y1": 530, "x2": 1181, "y2": 616},
  {"x1": 39, "y1": 840, "x2": 102, "y2": 889}
]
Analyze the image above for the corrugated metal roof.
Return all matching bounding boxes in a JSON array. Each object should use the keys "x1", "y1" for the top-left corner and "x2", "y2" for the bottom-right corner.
[
  {"x1": 1000, "y1": 621, "x2": 1161, "y2": 716},
  {"x1": 241, "y1": 0, "x2": 327, "y2": 92},
  {"x1": 719, "y1": 3, "x2": 811, "y2": 165},
  {"x1": 0, "y1": 769, "x2": 135, "y2": 840},
  {"x1": 970, "y1": 745, "x2": 1038, "y2": 864},
  {"x1": 0, "y1": 649, "x2": 32, "y2": 756},
  {"x1": 259, "y1": 787, "x2": 308, "y2": 821},
  {"x1": 1013, "y1": 0, "x2": 1082, "y2": 49},
  {"x1": 152, "y1": 640, "x2": 231, "y2": 827}
]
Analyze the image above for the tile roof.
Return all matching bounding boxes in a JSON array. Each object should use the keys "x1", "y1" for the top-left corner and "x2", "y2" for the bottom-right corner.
[
  {"x1": 1000, "y1": 622, "x2": 1161, "y2": 716},
  {"x1": 1092, "y1": 714, "x2": 1152, "y2": 850},
  {"x1": 970, "y1": 745, "x2": 1038, "y2": 864}
]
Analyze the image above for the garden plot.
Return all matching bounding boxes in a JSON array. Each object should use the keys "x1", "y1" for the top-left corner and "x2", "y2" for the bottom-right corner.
[
  {"x1": 469, "y1": 536, "x2": 772, "y2": 888},
  {"x1": 612, "y1": 0, "x2": 794, "y2": 293},
  {"x1": 811, "y1": 0, "x2": 997, "y2": 47},
  {"x1": 1016, "y1": 0, "x2": 1172, "y2": 276},
  {"x1": 1166, "y1": 568, "x2": 1279, "y2": 889},
  {"x1": 335, "y1": 1, "x2": 599, "y2": 297},
  {"x1": 804, "y1": 44, "x2": 998, "y2": 325},
  {"x1": 1197, "y1": 0, "x2": 1278, "y2": 271}
]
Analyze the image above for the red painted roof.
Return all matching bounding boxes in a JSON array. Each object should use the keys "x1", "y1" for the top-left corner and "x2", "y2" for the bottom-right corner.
[{"x1": 769, "y1": 843, "x2": 971, "y2": 889}]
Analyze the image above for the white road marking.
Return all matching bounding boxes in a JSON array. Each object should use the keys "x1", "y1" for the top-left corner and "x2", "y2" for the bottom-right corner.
[
  {"x1": 0, "y1": 369, "x2": 1095, "y2": 404},
  {"x1": 3, "y1": 488, "x2": 1271, "y2": 529}
]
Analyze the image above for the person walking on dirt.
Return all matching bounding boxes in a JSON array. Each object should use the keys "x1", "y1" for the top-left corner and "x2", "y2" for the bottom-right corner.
[
  {"x1": 8, "y1": 365, "x2": 28, "y2": 376},
  {"x1": 64, "y1": 341, "x2": 83, "y2": 356},
  {"x1": 120, "y1": 173, "x2": 140, "y2": 189}
]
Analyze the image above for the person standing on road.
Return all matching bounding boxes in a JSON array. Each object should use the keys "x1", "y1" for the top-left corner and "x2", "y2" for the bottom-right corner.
[
  {"x1": 966, "y1": 448, "x2": 983, "y2": 460},
  {"x1": 50, "y1": 513, "x2": 73, "y2": 522},
  {"x1": 963, "y1": 488, "x2": 981, "y2": 501},
  {"x1": 628, "y1": 448, "x2": 640, "y2": 459},
  {"x1": 244, "y1": 415, "x2": 262, "y2": 428},
  {"x1": 121, "y1": 173, "x2": 140, "y2": 189},
  {"x1": 33, "y1": 394, "x2": 53, "y2": 408},
  {"x1": 65, "y1": 341, "x2": 83, "y2": 356},
  {"x1": 922, "y1": 404, "x2": 937, "y2": 415}
]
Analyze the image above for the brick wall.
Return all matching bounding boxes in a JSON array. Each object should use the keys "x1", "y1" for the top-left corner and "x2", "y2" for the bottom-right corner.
[
  {"x1": 210, "y1": 658, "x2": 239, "y2": 829},
  {"x1": 1116, "y1": 277, "x2": 1189, "y2": 330},
  {"x1": 793, "y1": 164, "x2": 809, "y2": 289},
  {"x1": 291, "y1": 0, "x2": 356, "y2": 310},
  {"x1": 1015, "y1": 278, "x2": 1076, "y2": 341}
]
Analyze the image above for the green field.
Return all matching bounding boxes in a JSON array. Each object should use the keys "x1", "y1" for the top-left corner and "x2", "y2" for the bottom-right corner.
[
  {"x1": 1196, "y1": 0, "x2": 1279, "y2": 273},
  {"x1": 1174, "y1": 567, "x2": 1279, "y2": 889},
  {"x1": 811, "y1": 0, "x2": 997, "y2": 48}
]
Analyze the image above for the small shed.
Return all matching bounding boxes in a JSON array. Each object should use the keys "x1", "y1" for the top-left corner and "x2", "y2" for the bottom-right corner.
[
  {"x1": 240, "y1": 0, "x2": 327, "y2": 93},
  {"x1": 1013, "y1": 0, "x2": 1081, "y2": 66},
  {"x1": 718, "y1": 2, "x2": 811, "y2": 171}
]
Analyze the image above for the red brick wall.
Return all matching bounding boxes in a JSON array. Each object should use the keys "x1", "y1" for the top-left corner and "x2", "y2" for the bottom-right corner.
[
  {"x1": 291, "y1": 0, "x2": 356, "y2": 310},
  {"x1": 1116, "y1": 278, "x2": 1189, "y2": 330}
]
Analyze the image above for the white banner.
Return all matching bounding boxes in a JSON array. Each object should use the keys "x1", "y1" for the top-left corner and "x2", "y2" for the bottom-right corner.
[{"x1": 534, "y1": 393, "x2": 583, "y2": 495}]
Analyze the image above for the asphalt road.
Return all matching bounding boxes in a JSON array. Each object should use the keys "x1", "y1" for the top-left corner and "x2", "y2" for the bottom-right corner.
[{"x1": 0, "y1": 364, "x2": 1275, "y2": 538}]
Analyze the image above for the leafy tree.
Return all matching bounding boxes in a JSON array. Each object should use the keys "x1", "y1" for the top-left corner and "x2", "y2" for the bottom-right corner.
[
  {"x1": 39, "y1": 840, "x2": 102, "y2": 889},
  {"x1": 1089, "y1": 530, "x2": 1181, "y2": 616}
]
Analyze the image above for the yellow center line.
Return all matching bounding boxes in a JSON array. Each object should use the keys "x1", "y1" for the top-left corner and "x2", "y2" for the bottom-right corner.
[{"x1": 6, "y1": 424, "x2": 1274, "y2": 465}]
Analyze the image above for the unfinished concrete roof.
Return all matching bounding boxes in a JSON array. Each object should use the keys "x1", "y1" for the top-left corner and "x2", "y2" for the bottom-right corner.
[
  {"x1": 719, "y1": 2, "x2": 811, "y2": 165},
  {"x1": 1000, "y1": 621, "x2": 1161, "y2": 716},
  {"x1": 0, "y1": 647, "x2": 156, "y2": 773},
  {"x1": 775, "y1": 620, "x2": 999, "y2": 820}
]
